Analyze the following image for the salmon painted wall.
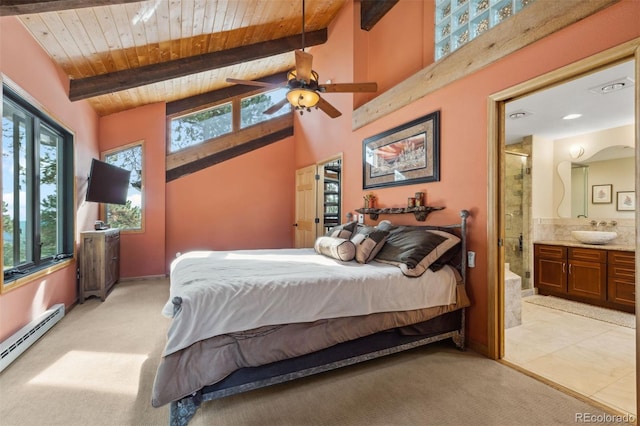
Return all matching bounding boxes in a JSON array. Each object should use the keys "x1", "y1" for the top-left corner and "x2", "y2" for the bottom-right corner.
[
  {"x1": 0, "y1": 17, "x2": 100, "y2": 341},
  {"x1": 99, "y1": 103, "x2": 167, "y2": 278},
  {"x1": 165, "y1": 137, "x2": 296, "y2": 267},
  {"x1": 295, "y1": 0, "x2": 640, "y2": 349}
]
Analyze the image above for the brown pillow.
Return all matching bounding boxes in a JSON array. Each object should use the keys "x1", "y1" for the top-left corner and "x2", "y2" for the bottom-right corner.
[
  {"x1": 350, "y1": 226, "x2": 389, "y2": 264},
  {"x1": 326, "y1": 221, "x2": 357, "y2": 239},
  {"x1": 314, "y1": 236, "x2": 356, "y2": 261},
  {"x1": 375, "y1": 227, "x2": 460, "y2": 276}
]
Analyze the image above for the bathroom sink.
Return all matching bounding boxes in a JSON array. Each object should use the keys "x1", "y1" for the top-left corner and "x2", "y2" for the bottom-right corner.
[{"x1": 571, "y1": 230, "x2": 617, "y2": 245}]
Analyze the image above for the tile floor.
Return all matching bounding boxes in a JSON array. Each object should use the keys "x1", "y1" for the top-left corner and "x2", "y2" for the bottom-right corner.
[{"x1": 504, "y1": 300, "x2": 636, "y2": 417}]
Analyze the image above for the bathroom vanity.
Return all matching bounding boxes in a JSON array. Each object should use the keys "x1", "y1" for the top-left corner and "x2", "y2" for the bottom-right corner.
[{"x1": 534, "y1": 241, "x2": 635, "y2": 313}]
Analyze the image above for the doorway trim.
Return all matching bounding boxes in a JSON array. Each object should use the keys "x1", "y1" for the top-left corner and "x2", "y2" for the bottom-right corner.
[
  {"x1": 316, "y1": 153, "x2": 344, "y2": 239},
  {"x1": 487, "y1": 38, "x2": 640, "y2": 360}
]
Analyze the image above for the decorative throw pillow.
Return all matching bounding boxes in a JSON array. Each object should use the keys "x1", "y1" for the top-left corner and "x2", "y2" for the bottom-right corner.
[
  {"x1": 326, "y1": 221, "x2": 358, "y2": 239},
  {"x1": 376, "y1": 220, "x2": 393, "y2": 231},
  {"x1": 375, "y1": 227, "x2": 460, "y2": 276},
  {"x1": 314, "y1": 236, "x2": 356, "y2": 261},
  {"x1": 350, "y1": 226, "x2": 389, "y2": 264}
]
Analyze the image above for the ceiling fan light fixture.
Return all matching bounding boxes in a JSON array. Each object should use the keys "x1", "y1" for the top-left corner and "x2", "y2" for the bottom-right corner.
[{"x1": 287, "y1": 88, "x2": 320, "y2": 110}]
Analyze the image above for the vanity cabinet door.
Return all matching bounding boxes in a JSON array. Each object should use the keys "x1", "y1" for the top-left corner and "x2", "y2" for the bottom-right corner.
[
  {"x1": 534, "y1": 244, "x2": 567, "y2": 295},
  {"x1": 567, "y1": 248, "x2": 607, "y2": 302}
]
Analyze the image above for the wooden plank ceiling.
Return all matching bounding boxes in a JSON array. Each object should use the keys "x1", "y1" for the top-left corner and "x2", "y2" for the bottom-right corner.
[{"x1": 12, "y1": 0, "x2": 349, "y2": 116}]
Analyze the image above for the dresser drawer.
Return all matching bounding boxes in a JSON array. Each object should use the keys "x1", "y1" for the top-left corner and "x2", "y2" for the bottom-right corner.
[
  {"x1": 569, "y1": 247, "x2": 606, "y2": 263},
  {"x1": 608, "y1": 251, "x2": 635, "y2": 270},
  {"x1": 608, "y1": 278, "x2": 636, "y2": 307}
]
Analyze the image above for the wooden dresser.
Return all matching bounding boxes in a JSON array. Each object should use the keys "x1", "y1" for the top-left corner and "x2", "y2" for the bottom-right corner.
[{"x1": 79, "y1": 228, "x2": 120, "y2": 303}]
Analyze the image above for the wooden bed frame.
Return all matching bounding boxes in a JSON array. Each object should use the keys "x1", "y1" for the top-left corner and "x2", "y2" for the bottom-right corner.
[{"x1": 168, "y1": 210, "x2": 470, "y2": 426}]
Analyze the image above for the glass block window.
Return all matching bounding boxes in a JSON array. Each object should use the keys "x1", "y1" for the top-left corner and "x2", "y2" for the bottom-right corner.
[{"x1": 435, "y1": 0, "x2": 536, "y2": 61}]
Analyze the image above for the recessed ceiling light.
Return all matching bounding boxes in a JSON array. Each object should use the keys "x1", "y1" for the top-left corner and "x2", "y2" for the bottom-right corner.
[
  {"x1": 601, "y1": 82, "x2": 625, "y2": 93},
  {"x1": 562, "y1": 113, "x2": 582, "y2": 120},
  {"x1": 508, "y1": 110, "x2": 532, "y2": 120},
  {"x1": 589, "y1": 76, "x2": 635, "y2": 94}
]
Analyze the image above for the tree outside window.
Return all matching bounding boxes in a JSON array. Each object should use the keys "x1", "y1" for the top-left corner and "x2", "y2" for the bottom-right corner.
[
  {"x1": 2, "y1": 85, "x2": 74, "y2": 283},
  {"x1": 103, "y1": 143, "x2": 143, "y2": 231}
]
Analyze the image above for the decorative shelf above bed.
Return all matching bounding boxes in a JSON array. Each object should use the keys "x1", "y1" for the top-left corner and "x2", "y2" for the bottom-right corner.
[{"x1": 355, "y1": 206, "x2": 444, "y2": 222}]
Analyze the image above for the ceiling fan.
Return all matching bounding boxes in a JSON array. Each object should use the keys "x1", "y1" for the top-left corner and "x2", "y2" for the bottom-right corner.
[{"x1": 225, "y1": 0, "x2": 377, "y2": 118}]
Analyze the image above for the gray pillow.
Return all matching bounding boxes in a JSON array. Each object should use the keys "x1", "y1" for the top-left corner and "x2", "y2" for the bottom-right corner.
[
  {"x1": 350, "y1": 226, "x2": 389, "y2": 264},
  {"x1": 326, "y1": 221, "x2": 358, "y2": 239},
  {"x1": 314, "y1": 236, "x2": 356, "y2": 261},
  {"x1": 375, "y1": 226, "x2": 460, "y2": 276}
]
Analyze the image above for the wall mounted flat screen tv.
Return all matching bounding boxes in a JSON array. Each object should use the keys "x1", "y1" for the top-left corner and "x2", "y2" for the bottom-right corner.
[{"x1": 85, "y1": 158, "x2": 131, "y2": 205}]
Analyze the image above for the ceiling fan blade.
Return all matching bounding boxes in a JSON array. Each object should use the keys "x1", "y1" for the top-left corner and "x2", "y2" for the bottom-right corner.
[
  {"x1": 321, "y1": 82, "x2": 378, "y2": 93},
  {"x1": 225, "y1": 78, "x2": 283, "y2": 88},
  {"x1": 295, "y1": 50, "x2": 314, "y2": 84},
  {"x1": 317, "y1": 96, "x2": 342, "y2": 118},
  {"x1": 263, "y1": 98, "x2": 289, "y2": 115}
]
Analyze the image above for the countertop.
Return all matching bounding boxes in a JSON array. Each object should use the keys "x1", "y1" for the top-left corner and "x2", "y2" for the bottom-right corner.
[{"x1": 535, "y1": 240, "x2": 635, "y2": 252}]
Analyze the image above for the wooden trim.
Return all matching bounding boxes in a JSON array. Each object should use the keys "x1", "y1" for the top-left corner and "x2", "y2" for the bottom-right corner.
[
  {"x1": 360, "y1": 0, "x2": 399, "y2": 31},
  {"x1": 69, "y1": 29, "x2": 327, "y2": 101},
  {"x1": 635, "y1": 47, "x2": 640, "y2": 347},
  {"x1": 352, "y1": 0, "x2": 620, "y2": 130},
  {"x1": 487, "y1": 38, "x2": 640, "y2": 362},
  {"x1": 0, "y1": 0, "x2": 141, "y2": 16},
  {"x1": 498, "y1": 359, "x2": 631, "y2": 418},
  {"x1": 1, "y1": 259, "x2": 74, "y2": 294}
]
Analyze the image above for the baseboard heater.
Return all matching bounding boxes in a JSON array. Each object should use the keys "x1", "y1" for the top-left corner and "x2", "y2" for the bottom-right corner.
[{"x1": 0, "y1": 303, "x2": 65, "y2": 373}]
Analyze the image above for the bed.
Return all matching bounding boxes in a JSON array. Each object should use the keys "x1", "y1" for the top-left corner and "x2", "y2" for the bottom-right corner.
[{"x1": 153, "y1": 210, "x2": 470, "y2": 426}]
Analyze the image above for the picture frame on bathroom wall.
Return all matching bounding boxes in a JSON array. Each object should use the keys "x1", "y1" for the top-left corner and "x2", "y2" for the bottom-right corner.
[
  {"x1": 616, "y1": 191, "x2": 635, "y2": 211},
  {"x1": 592, "y1": 184, "x2": 612, "y2": 204}
]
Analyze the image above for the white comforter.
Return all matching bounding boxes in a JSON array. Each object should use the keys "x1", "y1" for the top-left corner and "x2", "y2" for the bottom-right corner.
[{"x1": 162, "y1": 248, "x2": 458, "y2": 355}]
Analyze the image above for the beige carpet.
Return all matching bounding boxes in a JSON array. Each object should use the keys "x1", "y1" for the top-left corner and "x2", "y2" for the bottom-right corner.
[
  {"x1": 0, "y1": 279, "x2": 631, "y2": 426},
  {"x1": 523, "y1": 295, "x2": 636, "y2": 329}
]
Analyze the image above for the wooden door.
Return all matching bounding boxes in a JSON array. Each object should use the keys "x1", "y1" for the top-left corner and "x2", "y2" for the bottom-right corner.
[
  {"x1": 567, "y1": 247, "x2": 607, "y2": 302},
  {"x1": 294, "y1": 165, "x2": 318, "y2": 248},
  {"x1": 534, "y1": 244, "x2": 567, "y2": 295}
]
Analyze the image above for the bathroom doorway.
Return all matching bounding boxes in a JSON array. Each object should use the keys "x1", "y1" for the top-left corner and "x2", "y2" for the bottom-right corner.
[{"x1": 489, "y1": 45, "x2": 639, "y2": 415}]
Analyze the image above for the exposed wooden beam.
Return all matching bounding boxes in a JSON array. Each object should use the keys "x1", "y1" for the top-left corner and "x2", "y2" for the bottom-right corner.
[
  {"x1": 0, "y1": 0, "x2": 141, "y2": 15},
  {"x1": 352, "y1": 0, "x2": 620, "y2": 130},
  {"x1": 360, "y1": 0, "x2": 399, "y2": 31},
  {"x1": 69, "y1": 29, "x2": 328, "y2": 102},
  {"x1": 166, "y1": 72, "x2": 288, "y2": 117}
]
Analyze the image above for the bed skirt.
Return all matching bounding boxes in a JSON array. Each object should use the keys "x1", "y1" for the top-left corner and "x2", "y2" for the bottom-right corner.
[{"x1": 168, "y1": 308, "x2": 463, "y2": 426}]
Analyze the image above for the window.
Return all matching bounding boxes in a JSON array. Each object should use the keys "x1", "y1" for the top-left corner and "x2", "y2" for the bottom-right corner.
[
  {"x1": 168, "y1": 88, "x2": 292, "y2": 154},
  {"x1": 169, "y1": 102, "x2": 232, "y2": 153},
  {"x1": 103, "y1": 143, "x2": 143, "y2": 231},
  {"x1": 240, "y1": 88, "x2": 290, "y2": 128},
  {"x1": 2, "y1": 85, "x2": 74, "y2": 283}
]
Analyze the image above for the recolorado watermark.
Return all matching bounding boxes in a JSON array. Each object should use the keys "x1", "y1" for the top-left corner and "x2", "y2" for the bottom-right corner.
[{"x1": 575, "y1": 413, "x2": 636, "y2": 423}]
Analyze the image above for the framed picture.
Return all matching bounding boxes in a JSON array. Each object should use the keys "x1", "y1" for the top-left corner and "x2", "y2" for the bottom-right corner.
[
  {"x1": 362, "y1": 111, "x2": 440, "y2": 189},
  {"x1": 592, "y1": 184, "x2": 612, "y2": 204},
  {"x1": 616, "y1": 191, "x2": 635, "y2": 211}
]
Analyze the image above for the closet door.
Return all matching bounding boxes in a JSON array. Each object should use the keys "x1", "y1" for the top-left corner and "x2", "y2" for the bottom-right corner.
[{"x1": 294, "y1": 164, "x2": 318, "y2": 248}]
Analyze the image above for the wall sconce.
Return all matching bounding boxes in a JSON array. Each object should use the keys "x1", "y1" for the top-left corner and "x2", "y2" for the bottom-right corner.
[{"x1": 569, "y1": 145, "x2": 585, "y2": 159}]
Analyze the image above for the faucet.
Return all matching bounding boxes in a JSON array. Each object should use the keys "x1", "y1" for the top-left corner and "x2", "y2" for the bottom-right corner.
[{"x1": 590, "y1": 220, "x2": 617, "y2": 229}]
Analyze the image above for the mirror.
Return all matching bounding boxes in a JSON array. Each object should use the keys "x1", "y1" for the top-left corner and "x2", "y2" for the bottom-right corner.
[{"x1": 557, "y1": 145, "x2": 634, "y2": 218}]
